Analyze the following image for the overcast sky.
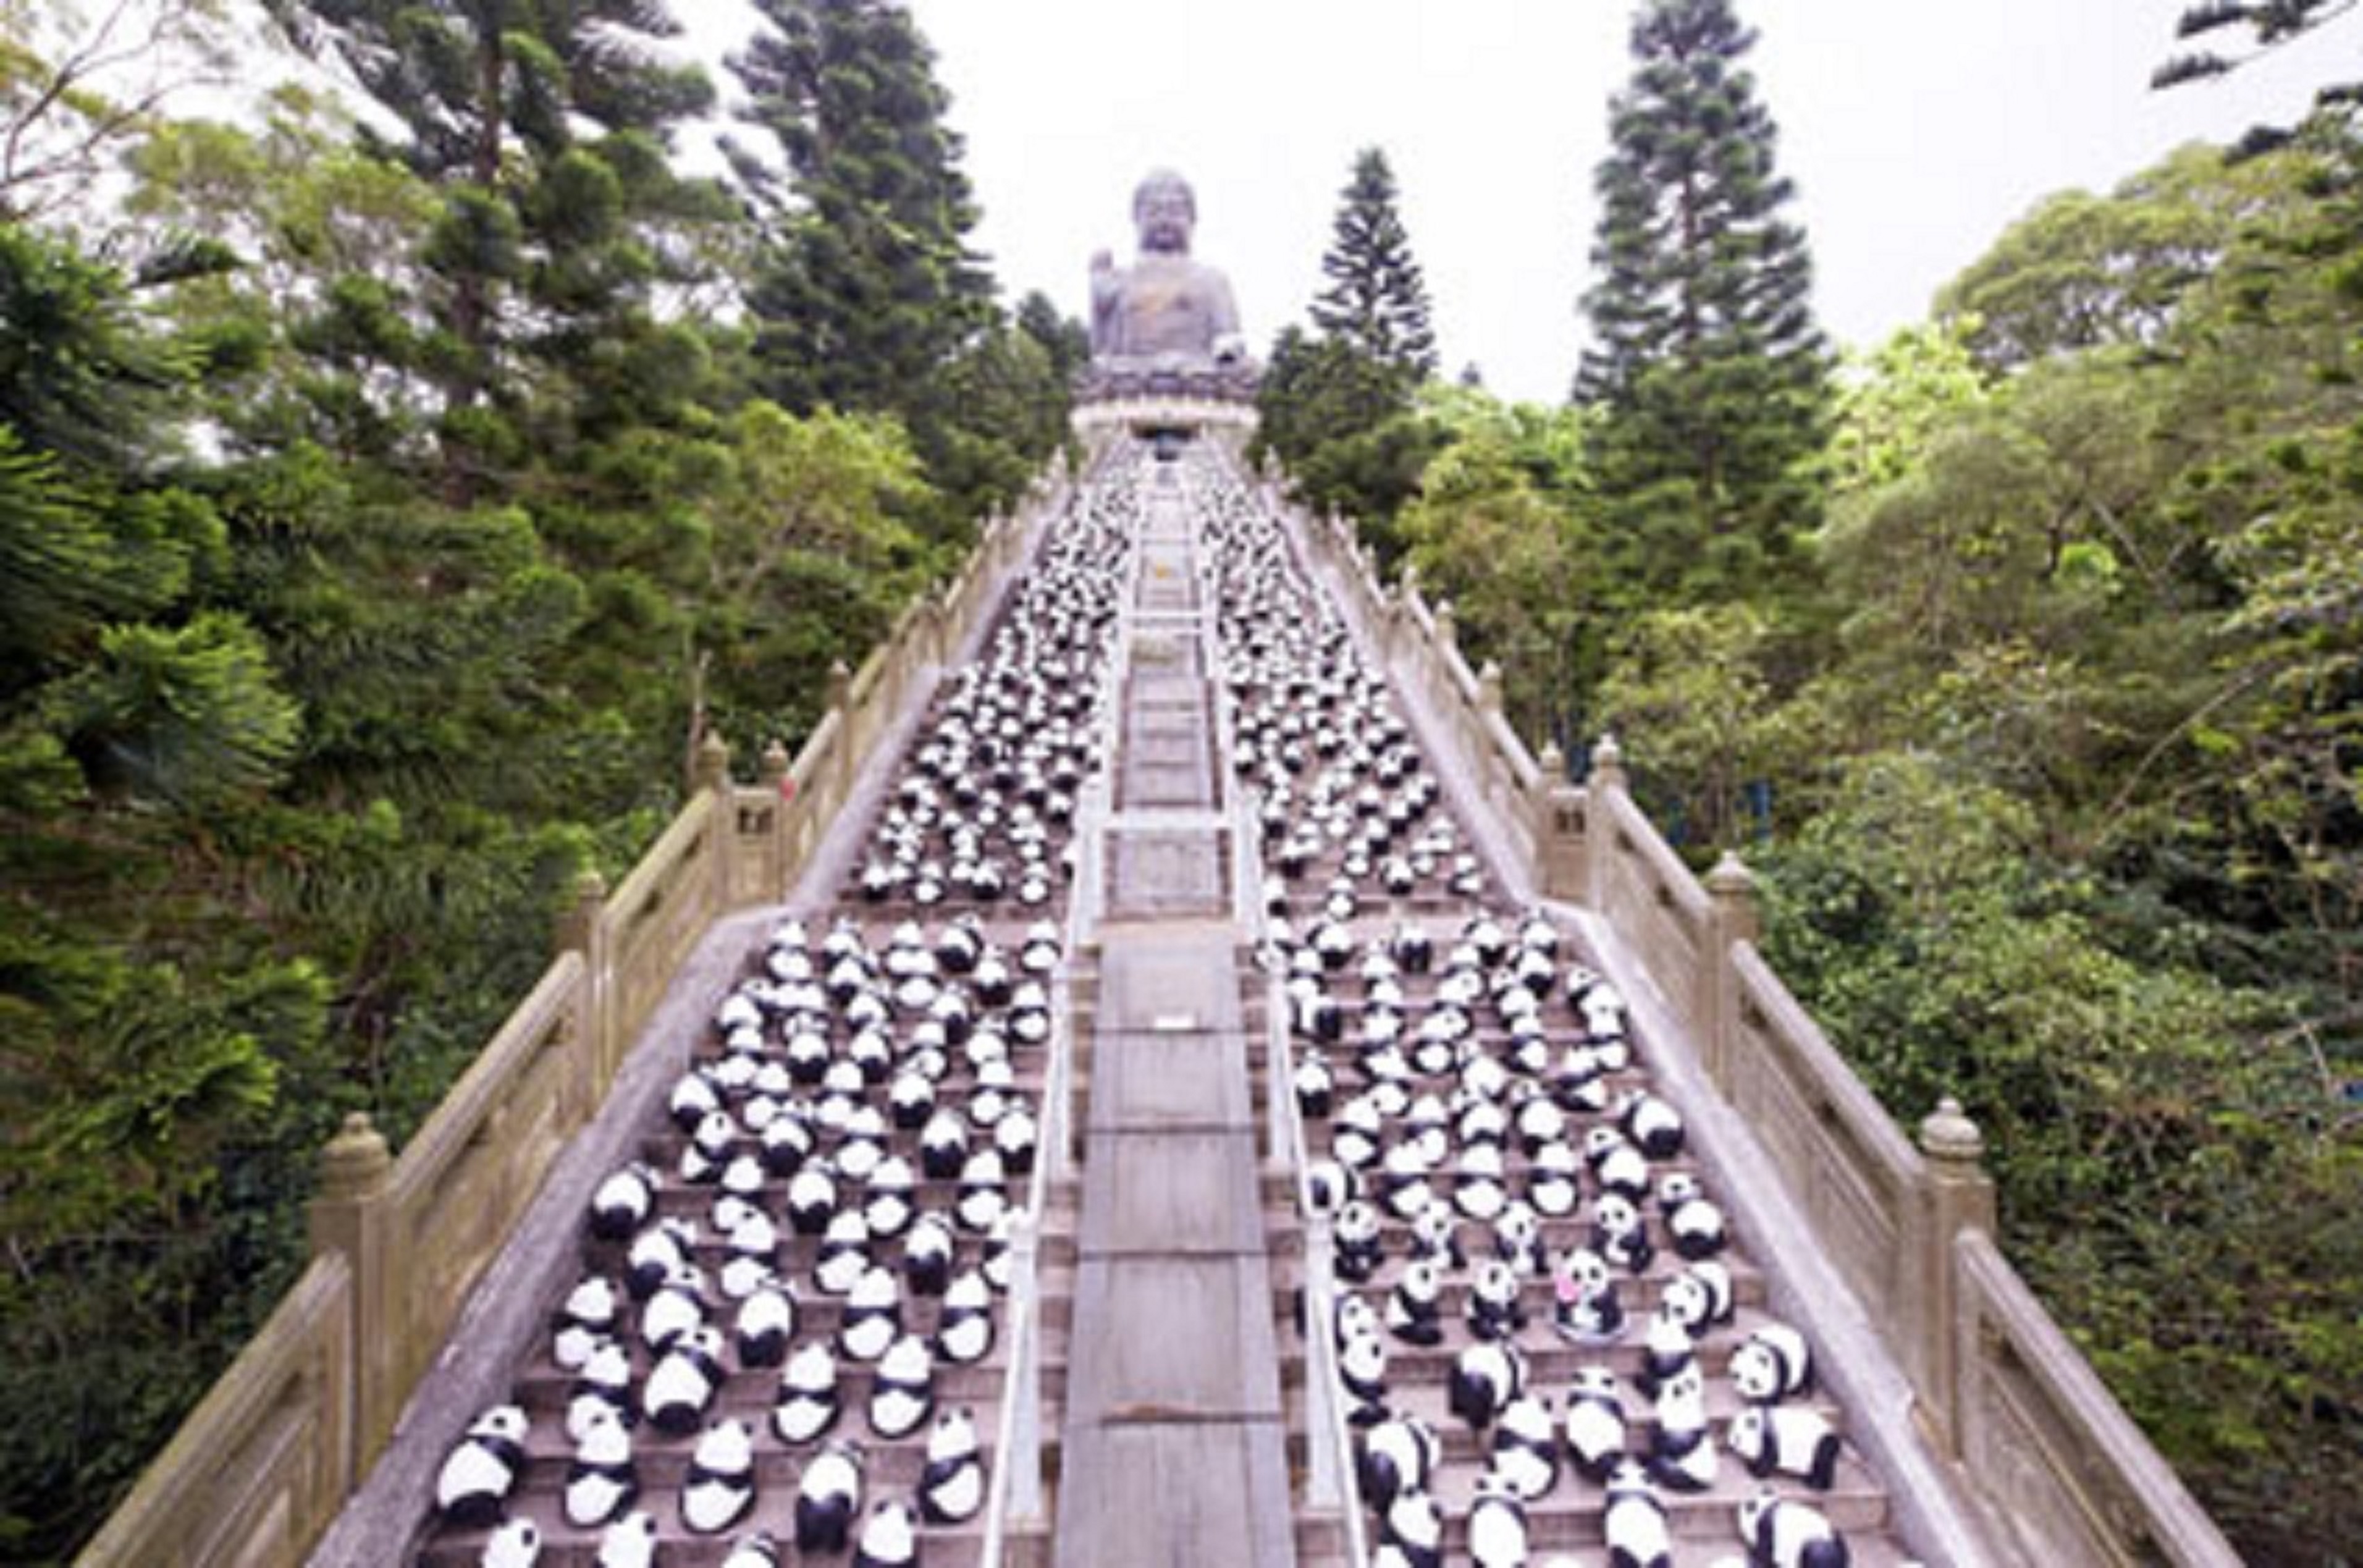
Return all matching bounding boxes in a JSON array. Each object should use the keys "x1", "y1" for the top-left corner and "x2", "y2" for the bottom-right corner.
[{"x1": 867, "y1": 0, "x2": 2349, "y2": 403}]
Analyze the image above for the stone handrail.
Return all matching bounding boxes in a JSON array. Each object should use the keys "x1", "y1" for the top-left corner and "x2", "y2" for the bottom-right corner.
[
  {"x1": 78, "y1": 492, "x2": 1052, "y2": 1568},
  {"x1": 77, "y1": 1256, "x2": 356, "y2": 1566},
  {"x1": 1952, "y1": 1230, "x2": 2239, "y2": 1567}
]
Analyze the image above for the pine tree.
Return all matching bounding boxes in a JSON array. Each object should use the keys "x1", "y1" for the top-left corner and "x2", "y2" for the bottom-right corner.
[
  {"x1": 1310, "y1": 146, "x2": 1439, "y2": 378},
  {"x1": 1576, "y1": 0, "x2": 1829, "y2": 599},
  {"x1": 733, "y1": 0, "x2": 995, "y2": 416},
  {"x1": 272, "y1": 0, "x2": 720, "y2": 481}
]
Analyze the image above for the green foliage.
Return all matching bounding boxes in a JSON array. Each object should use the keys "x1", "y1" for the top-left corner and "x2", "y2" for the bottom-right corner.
[
  {"x1": 1253, "y1": 326, "x2": 1439, "y2": 552},
  {"x1": 1576, "y1": 0, "x2": 1831, "y2": 607},
  {"x1": 1310, "y1": 146, "x2": 1438, "y2": 378}
]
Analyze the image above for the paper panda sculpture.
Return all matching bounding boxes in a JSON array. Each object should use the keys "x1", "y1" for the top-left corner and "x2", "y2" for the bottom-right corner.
[
  {"x1": 479, "y1": 1519, "x2": 541, "y2": 1568},
  {"x1": 1562, "y1": 1365, "x2": 1631, "y2": 1483},
  {"x1": 1356, "y1": 1411, "x2": 1440, "y2": 1512},
  {"x1": 1601, "y1": 1459, "x2": 1674, "y2": 1568},
  {"x1": 1732, "y1": 1321, "x2": 1816, "y2": 1404},
  {"x1": 1488, "y1": 1392, "x2": 1561, "y2": 1500},
  {"x1": 1727, "y1": 1404, "x2": 1846, "y2": 1491},
  {"x1": 436, "y1": 1404, "x2": 528, "y2": 1527},
  {"x1": 1738, "y1": 1488, "x2": 1851, "y2": 1568}
]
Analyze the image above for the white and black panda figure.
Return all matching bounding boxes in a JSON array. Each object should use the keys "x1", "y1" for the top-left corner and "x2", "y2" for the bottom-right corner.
[
  {"x1": 1584, "y1": 1130, "x2": 1653, "y2": 1205},
  {"x1": 1727, "y1": 1404, "x2": 1846, "y2": 1491},
  {"x1": 1550, "y1": 1247, "x2": 1625, "y2": 1345},
  {"x1": 594, "y1": 1510, "x2": 659, "y2": 1568},
  {"x1": 1732, "y1": 1321, "x2": 1816, "y2": 1404},
  {"x1": 1601, "y1": 1459, "x2": 1674, "y2": 1568},
  {"x1": 588, "y1": 1162, "x2": 657, "y2": 1242},
  {"x1": 1302, "y1": 1157, "x2": 1357, "y2": 1218},
  {"x1": 624, "y1": 1217, "x2": 694, "y2": 1301},
  {"x1": 436, "y1": 1403, "x2": 529, "y2": 1528},
  {"x1": 773, "y1": 1339, "x2": 843, "y2": 1446},
  {"x1": 1449, "y1": 1338, "x2": 1528, "y2": 1433},
  {"x1": 1667, "y1": 1259, "x2": 1736, "y2": 1334},
  {"x1": 644, "y1": 1325, "x2": 728, "y2": 1436},
  {"x1": 567, "y1": 1339, "x2": 634, "y2": 1445},
  {"x1": 1467, "y1": 1473, "x2": 1532, "y2": 1568},
  {"x1": 668, "y1": 1070, "x2": 722, "y2": 1134},
  {"x1": 1661, "y1": 1180, "x2": 1729, "y2": 1262},
  {"x1": 815, "y1": 1212, "x2": 875, "y2": 1297},
  {"x1": 1561, "y1": 1366, "x2": 1630, "y2": 1483},
  {"x1": 552, "y1": 1275, "x2": 621, "y2": 1371},
  {"x1": 638, "y1": 1263, "x2": 711, "y2": 1353},
  {"x1": 1652, "y1": 1273, "x2": 1720, "y2": 1349},
  {"x1": 564, "y1": 1404, "x2": 639, "y2": 1527},
  {"x1": 680, "y1": 1417, "x2": 758, "y2": 1535},
  {"x1": 935, "y1": 1267, "x2": 996, "y2": 1365},
  {"x1": 1407, "y1": 1199, "x2": 1465, "y2": 1272},
  {"x1": 1356, "y1": 1410, "x2": 1440, "y2": 1512},
  {"x1": 1647, "y1": 1360, "x2": 1719, "y2": 1493},
  {"x1": 719, "y1": 1532, "x2": 782, "y2": 1568},
  {"x1": 902, "y1": 1212, "x2": 957, "y2": 1298},
  {"x1": 1466, "y1": 1257, "x2": 1527, "y2": 1341},
  {"x1": 785, "y1": 1160, "x2": 841, "y2": 1238},
  {"x1": 1384, "y1": 1257, "x2": 1447, "y2": 1347},
  {"x1": 1337, "y1": 1317, "x2": 1391, "y2": 1427},
  {"x1": 794, "y1": 1439, "x2": 868, "y2": 1554},
  {"x1": 1616, "y1": 1089, "x2": 1685, "y2": 1160},
  {"x1": 1487, "y1": 1393, "x2": 1561, "y2": 1500},
  {"x1": 919, "y1": 1406, "x2": 987, "y2": 1525},
  {"x1": 1527, "y1": 1142, "x2": 1583, "y2": 1218},
  {"x1": 1378, "y1": 1482, "x2": 1445, "y2": 1568},
  {"x1": 760, "y1": 1112, "x2": 815, "y2": 1178},
  {"x1": 1635, "y1": 1301, "x2": 1698, "y2": 1401},
  {"x1": 1593, "y1": 1191, "x2": 1655, "y2": 1275},
  {"x1": 1493, "y1": 1201, "x2": 1547, "y2": 1278},
  {"x1": 478, "y1": 1518, "x2": 542, "y2": 1568},
  {"x1": 868, "y1": 1332, "x2": 936, "y2": 1439},
  {"x1": 1738, "y1": 1488, "x2": 1851, "y2": 1568},
  {"x1": 851, "y1": 1499, "x2": 922, "y2": 1568}
]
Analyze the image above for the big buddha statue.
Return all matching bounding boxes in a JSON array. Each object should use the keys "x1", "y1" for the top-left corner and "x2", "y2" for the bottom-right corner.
[{"x1": 1082, "y1": 169, "x2": 1259, "y2": 401}]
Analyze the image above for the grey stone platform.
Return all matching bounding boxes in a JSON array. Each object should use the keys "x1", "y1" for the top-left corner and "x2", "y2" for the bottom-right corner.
[{"x1": 1054, "y1": 476, "x2": 1294, "y2": 1568}]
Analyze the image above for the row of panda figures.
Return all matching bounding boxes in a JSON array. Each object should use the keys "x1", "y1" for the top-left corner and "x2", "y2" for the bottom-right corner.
[
  {"x1": 1190, "y1": 455, "x2": 1866, "y2": 1568},
  {"x1": 418, "y1": 466, "x2": 1151, "y2": 1563}
]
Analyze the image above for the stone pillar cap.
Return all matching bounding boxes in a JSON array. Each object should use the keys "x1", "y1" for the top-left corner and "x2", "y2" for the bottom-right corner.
[
  {"x1": 319, "y1": 1111, "x2": 391, "y2": 1196},
  {"x1": 1920, "y1": 1097, "x2": 1986, "y2": 1162}
]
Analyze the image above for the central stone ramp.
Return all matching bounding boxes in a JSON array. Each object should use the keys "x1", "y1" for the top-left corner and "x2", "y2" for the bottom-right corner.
[{"x1": 1055, "y1": 466, "x2": 1294, "y2": 1568}]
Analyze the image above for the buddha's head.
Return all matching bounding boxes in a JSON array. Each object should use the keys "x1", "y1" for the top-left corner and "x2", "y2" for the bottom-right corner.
[{"x1": 1133, "y1": 169, "x2": 1197, "y2": 256}]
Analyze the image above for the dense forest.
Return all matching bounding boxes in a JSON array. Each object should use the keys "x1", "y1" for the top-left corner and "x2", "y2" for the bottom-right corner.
[
  {"x1": 0, "y1": 0, "x2": 1078, "y2": 1556},
  {"x1": 4, "y1": 0, "x2": 2356, "y2": 1561},
  {"x1": 1260, "y1": 4, "x2": 2360, "y2": 1561}
]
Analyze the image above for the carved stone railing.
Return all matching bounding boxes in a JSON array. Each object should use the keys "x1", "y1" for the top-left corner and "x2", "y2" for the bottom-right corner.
[
  {"x1": 1271, "y1": 486, "x2": 2239, "y2": 1568},
  {"x1": 77, "y1": 484, "x2": 1059, "y2": 1568}
]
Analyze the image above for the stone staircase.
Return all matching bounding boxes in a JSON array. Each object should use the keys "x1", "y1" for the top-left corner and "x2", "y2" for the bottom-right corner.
[{"x1": 243, "y1": 426, "x2": 2236, "y2": 1568}]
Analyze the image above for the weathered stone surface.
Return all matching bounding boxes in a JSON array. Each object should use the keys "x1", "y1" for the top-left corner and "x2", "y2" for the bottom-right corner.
[
  {"x1": 1051, "y1": 1420, "x2": 1293, "y2": 1568},
  {"x1": 1108, "y1": 828, "x2": 1225, "y2": 911},
  {"x1": 1066, "y1": 1256, "x2": 1283, "y2": 1420},
  {"x1": 1080, "y1": 1130, "x2": 1264, "y2": 1256},
  {"x1": 1089, "y1": 1029, "x2": 1252, "y2": 1131}
]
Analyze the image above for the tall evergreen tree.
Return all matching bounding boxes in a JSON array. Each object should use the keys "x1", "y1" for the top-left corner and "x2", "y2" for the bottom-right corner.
[
  {"x1": 732, "y1": 0, "x2": 994, "y2": 416},
  {"x1": 1311, "y1": 146, "x2": 1439, "y2": 378},
  {"x1": 271, "y1": 0, "x2": 721, "y2": 481},
  {"x1": 1576, "y1": 0, "x2": 1829, "y2": 599}
]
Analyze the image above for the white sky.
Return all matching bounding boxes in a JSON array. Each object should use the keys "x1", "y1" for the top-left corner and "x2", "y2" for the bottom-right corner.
[{"x1": 865, "y1": 0, "x2": 2354, "y2": 403}]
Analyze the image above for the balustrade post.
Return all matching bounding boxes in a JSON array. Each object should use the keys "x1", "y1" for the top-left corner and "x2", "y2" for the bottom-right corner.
[
  {"x1": 1532, "y1": 741, "x2": 1588, "y2": 903},
  {"x1": 1586, "y1": 734, "x2": 1628, "y2": 913},
  {"x1": 1700, "y1": 853, "x2": 1759, "y2": 1089},
  {"x1": 693, "y1": 732, "x2": 734, "y2": 916},
  {"x1": 1007, "y1": 1212, "x2": 1046, "y2": 1525},
  {"x1": 758, "y1": 739, "x2": 792, "y2": 903},
  {"x1": 310, "y1": 1113, "x2": 396, "y2": 1473},
  {"x1": 827, "y1": 660, "x2": 857, "y2": 806},
  {"x1": 1304, "y1": 1212, "x2": 1344, "y2": 1511},
  {"x1": 558, "y1": 869, "x2": 613, "y2": 1090},
  {"x1": 1914, "y1": 1098, "x2": 1998, "y2": 1456}
]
